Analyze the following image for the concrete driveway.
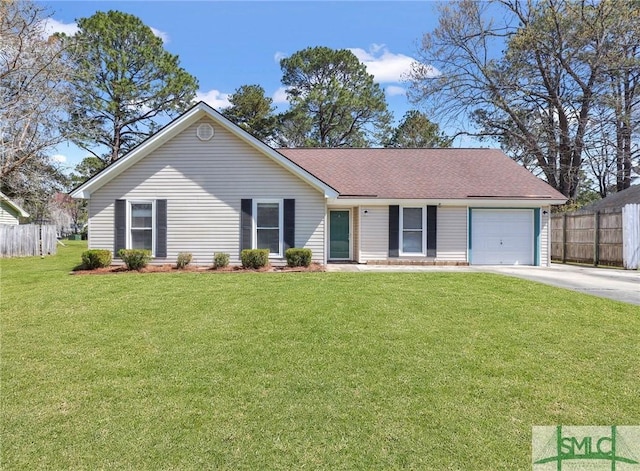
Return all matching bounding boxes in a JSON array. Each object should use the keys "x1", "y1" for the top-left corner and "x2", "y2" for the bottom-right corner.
[{"x1": 326, "y1": 263, "x2": 640, "y2": 306}]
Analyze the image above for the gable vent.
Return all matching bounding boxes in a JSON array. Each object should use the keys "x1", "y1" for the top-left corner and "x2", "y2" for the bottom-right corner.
[{"x1": 196, "y1": 123, "x2": 214, "y2": 141}]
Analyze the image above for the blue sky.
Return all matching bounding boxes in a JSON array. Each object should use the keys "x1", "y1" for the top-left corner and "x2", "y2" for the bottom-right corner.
[{"x1": 41, "y1": 1, "x2": 444, "y2": 170}]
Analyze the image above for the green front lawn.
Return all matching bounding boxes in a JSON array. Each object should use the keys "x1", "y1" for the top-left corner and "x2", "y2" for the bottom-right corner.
[{"x1": 1, "y1": 242, "x2": 638, "y2": 470}]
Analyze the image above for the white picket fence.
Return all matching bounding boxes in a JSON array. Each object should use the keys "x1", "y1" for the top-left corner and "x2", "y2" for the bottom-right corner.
[
  {"x1": 623, "y1": 204, "x2": 640, "y2": 270},
  {"x1": 0, "y1": 224, "x2": 58, "y2": 258}
]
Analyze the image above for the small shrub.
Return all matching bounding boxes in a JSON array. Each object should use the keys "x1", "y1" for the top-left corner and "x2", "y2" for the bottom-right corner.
[
  {"x1": 241, "y1": 249, "x2": 269, "y2": 269},
  {"x1": 176, "y1": 252, "x2": 192, "y2": 269},
  {"x1": 213, "y1": 252, "x2": 230, "y2": 269},
  {"x1": 285, "y1": 248, "x2": 312, "y2": 267},
  {"x1": 81, "y1": 249, "x2": 112, "y2": 269},
  {"x1": 118, "y1": 249, "x2": 151, "y2": 271}
]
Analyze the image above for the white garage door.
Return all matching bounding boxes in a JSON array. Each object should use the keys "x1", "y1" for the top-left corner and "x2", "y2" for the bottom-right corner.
[{"x1": 471, "y1": 209, "x2": 534, "y2": 265}]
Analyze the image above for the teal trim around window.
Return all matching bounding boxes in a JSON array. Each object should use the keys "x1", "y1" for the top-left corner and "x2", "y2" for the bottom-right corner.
[{"x1": 534, "y1": 208, "x2": 541, "y2": 266}]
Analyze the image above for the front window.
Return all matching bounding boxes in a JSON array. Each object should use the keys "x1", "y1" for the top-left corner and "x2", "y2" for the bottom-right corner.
[
  {"x1": 401, "y1": 207, "x2": 424, "y2": 254},
  {"x1": 130, "y1": 202, "x2": 154, "y2": 252},
  {"x1": 255, "y1": 200, "x2": 282, "y2": 256}
]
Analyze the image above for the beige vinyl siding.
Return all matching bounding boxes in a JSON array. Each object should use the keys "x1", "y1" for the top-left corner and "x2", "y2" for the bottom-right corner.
[
  {"x1": 0, "y1": 202, "x2": 20, "y2": 225},
  {"x1": 540, "y1": 206, "x2": 550, "y2": 266},
  {"x1": 436, "y1": 206, "x2": 468, "y2": 262},
  {"x1": 89, "y1": 118, "x2": 326, "y2": 265},
  {"x1": 359, "y1": 206, "x2": 389, "y2": 262}
]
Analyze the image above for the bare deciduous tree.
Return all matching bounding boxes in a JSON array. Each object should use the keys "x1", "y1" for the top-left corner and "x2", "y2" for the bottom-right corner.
[
  {"x1": 0, "y1": 0, "x2": 71, "y2": 181},
  {"x1": 604, "y1": 4, "x2": 640, "y2": 192},
  {"x1": 409, "y1": 0, "x2": 639, "y2": 201}
]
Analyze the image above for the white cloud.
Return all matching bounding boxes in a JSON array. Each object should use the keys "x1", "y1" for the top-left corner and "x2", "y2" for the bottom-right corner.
[
  {"x1": 50, "y1": 154, "x2": 67, "y2": 164},
  {"x1": 272, "y1": 86, "x2": 289, "y2": 104},
  {"x1": 369, "y1": 43, "x2": 386, "y2": 54},
  {"x1": 41, "y1": 18, "x2": 79, "y2": 38},
  {"x1": 349, "y1": 45, "x2": 419, "y2": 83},
  {"x1": 274, "y1": 51, "x2": 287, "y2": 63},
  {"x1": 196, "y1": 89, "x2": 231, "y2": 110},
  {"x1": 150, "y1": 27, "x2": 169, "y2": 44},
  {"x1": 385, "y1": 85, "x2": 406, "y2": 97}
]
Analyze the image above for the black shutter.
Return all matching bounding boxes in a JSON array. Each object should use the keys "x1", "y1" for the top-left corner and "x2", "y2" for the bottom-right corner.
[
  {"x1": 156, "y1": 199, "x2": 167, "y2": 258},
  {"x1": 241, "y1": 199, "x2": 252, "y2": 251},
  {"x1": 284, "y1": 199, "x2": 295, "y2": 251},
  {"x1": 388, "y1": 205, "x2": 399, "y2": 257},
  {"x1": 114, "y1": 199, "x2": 126, "y2": 257},
  {"x1": 427, "y1": 205, "x2": 437, "y2": 257}
]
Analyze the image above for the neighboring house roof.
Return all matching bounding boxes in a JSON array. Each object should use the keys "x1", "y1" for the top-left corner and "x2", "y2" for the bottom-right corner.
[
  {"x1": 581, "y1": 185, "x2": 640, "y2": 211},
  {"x1": 278, "y1": 148, "x2": 567, "y2": 202},
  {"x1": 0, "y1": 192, "x2": 29, "y2": 217},
  {"x1": 70, "y1": 101, "x2": 338, "y2": 199}
]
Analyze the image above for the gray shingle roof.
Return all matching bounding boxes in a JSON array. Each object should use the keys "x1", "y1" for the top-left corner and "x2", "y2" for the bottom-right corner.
[
  {"x1": 582, "y1": 185, "x2": 640, "y2": 211},
  {"x1": 278, "y1": 148, "x2": 566, "y2": 200}
]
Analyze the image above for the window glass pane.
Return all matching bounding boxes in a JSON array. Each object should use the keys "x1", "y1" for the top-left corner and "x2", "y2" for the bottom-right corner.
[
  {"x1": 131, "y1": 203, "x2": 152, "y2": 228},
  {"x1": 132, "y1": 229, "x2": 152, "y2": 251},
  {"x1": 403, "y1": 207, "x2": 423, "y2": 230},
  {"x1": 403, "y1": 231, "x2": 423, "y2": 253},
  {"x1": 257, "y1": 203, "x2": 279, "y2": 228},
  {"x1": 257, "y1": 228, "x2": 280, "y2": 254}
]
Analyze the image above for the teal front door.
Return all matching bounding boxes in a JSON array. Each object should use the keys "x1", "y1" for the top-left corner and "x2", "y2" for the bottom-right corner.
[{"x1": 329, "y1": 210, "x2": 350, "y2": 260}]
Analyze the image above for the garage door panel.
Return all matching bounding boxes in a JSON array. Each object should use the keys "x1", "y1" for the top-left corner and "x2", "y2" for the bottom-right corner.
[{"x1": 472, "y1": 210, "x2": 534, "y2": 265}]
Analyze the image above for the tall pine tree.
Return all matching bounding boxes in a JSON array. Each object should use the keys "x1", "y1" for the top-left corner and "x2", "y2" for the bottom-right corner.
[{"x1": 66, "y1": 11, "x2": 198, "y2": 164}]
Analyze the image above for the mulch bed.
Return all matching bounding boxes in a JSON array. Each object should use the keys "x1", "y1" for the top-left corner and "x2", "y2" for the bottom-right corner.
[{"x1": 71, "y1": 263, "x2": 325, "y2": 275}]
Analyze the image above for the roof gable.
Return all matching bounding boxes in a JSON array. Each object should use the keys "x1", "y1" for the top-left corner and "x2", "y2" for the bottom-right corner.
[
  {"x1": 278, "y1": 148, "x2": 567, "y2": 202},
  {"x1": 70, "y1": 102, "x2": 338, "y2": 199},
  {"x1": 0, "y1": 192, "x2": 29, "y2": 218}
]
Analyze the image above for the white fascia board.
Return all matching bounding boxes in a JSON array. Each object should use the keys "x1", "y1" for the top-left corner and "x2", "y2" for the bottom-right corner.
[
  {"x1": 326, "y1": 197, "x2": 567, "y2": 207},
  {"x1": 71, "y1": 102, "x2": 338, "y2": 199}
]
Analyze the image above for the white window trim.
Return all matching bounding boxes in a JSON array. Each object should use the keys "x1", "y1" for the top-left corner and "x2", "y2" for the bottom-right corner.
[
  {"x1": 127, "y1": 200, "x2": 156, "y2": 257},
  {"x1": 399, "y1": 206, "x2": 426, "y2": 256},
  {"x1": 253, "y1": 199, "x2": 284, "y2": 258}
]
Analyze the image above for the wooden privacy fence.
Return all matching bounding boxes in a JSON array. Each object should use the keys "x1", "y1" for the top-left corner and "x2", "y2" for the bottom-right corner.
[
  {"x1": 551, "y1": 205, "x2": 640, "y2": 269},
  {"x1": 0, "y1": 224, "x2": 57, "y2": 258}
]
